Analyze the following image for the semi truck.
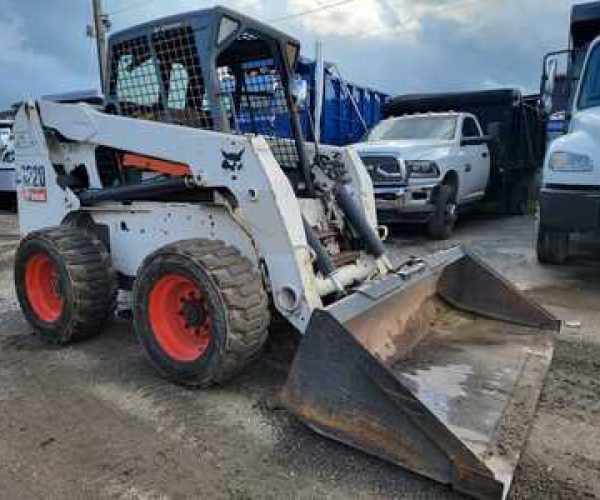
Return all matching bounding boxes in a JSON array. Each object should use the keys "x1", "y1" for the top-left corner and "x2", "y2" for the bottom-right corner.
[
  {"x1": 541, "y1": 2, "x2": 600, "y2": 140},
  {"x1": 538, "y1": 2, "x2": 600, "y2": 263},
  {"x1": 354, "y1": 90, "x2": 545, "y2": 238}
]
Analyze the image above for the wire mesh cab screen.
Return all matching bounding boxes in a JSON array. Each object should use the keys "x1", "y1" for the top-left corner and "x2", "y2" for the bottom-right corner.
[
  {"x1": 108, "y1": 25, "x2": 212, "y2": 129},
  {"x1": 108, "y1": 18, "x2": 306, "y2": 190},
  {"x1": 216, "y1": 29, "x2": 303, "y2": 181}
]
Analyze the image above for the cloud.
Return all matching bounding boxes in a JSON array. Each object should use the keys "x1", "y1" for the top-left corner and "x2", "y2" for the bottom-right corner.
[
  {"x1": 0, "y1": 0, "x2": 98, "y2": 108},
  {"x1": 284, "y1": 0, "x2": 481, "y2": 40},
  {"x1": 0, "y1": 0, "x2": 586, "y2": 109},
  {"x1": 287, "y1": 0, "x2": 389, "y2": 38}
]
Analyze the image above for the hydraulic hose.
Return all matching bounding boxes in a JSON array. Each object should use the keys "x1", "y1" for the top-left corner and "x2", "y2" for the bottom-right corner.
[
  {"x1": 334, "y1": 183, "x2": 386, "y2": 259},
  {"x1": 302, "y1": 216, "x2": 336, "y2": 277},
  {"x1": 78, "y1": 178, "x2": 191, "y2": 205}
]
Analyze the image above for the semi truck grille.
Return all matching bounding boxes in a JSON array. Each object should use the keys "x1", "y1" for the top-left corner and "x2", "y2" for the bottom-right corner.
[{"x1": 360, "y1": 156, "x2": 405, "y2": 185}]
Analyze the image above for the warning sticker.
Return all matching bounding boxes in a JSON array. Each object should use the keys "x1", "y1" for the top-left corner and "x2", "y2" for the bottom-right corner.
[
  {"x1": 22, "y1": 187, "x2": 47, "y2": 202},
  {"x1": 20, "y1": 165, "x2": 47, "y2": 202}
]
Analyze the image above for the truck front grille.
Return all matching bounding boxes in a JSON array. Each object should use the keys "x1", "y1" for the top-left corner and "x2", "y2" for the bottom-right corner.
[{"x1": 361, "y1": 156, "x2": 405, "y2": 185}]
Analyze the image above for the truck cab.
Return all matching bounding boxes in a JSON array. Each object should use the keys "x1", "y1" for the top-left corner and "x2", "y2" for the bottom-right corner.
[
  {"x1": 353, "y1": 111, "x2": 490, "y2": 239},
  {"x1": 538, "y1": 34, "x2": 600, "y2": 263}
]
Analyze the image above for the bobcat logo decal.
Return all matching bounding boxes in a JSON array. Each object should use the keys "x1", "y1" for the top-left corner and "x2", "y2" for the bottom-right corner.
[{"x1": 221, "y1": 148, "x2": 245, "y2": 172}]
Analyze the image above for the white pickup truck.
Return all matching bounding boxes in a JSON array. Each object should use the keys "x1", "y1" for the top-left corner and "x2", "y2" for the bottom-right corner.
[{"x1": 353, "y1": 112, "x2": 491, "y2": 239}]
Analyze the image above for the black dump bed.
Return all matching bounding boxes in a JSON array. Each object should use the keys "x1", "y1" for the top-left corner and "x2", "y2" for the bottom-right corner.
[
  {"x1": 383, "y1": 89, "x2": 521, "y2": 116},
  {"x1": 571, "y1": 1, "x2": 600, "y2": 49},
  {"x1": 382, "y1": 89, "x2": 545, "y2": 199}
]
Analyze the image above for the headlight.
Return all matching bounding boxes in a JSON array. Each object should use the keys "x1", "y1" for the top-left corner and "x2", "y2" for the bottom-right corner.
[
  {"x1": 405, "y1": 160, "x2": 440, "y2": 178},
  {"x1": 549, "y1": 151, "x2": 593, "y2": 172}
]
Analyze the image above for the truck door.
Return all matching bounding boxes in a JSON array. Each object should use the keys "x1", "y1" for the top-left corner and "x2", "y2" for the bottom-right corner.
[{"x1": 459, "y1": 116, "x2": 490, "y2": 200}]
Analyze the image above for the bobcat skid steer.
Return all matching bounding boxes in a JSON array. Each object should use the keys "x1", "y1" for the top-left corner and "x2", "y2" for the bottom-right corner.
[{"x1": 12, "y1": 7, "x2": 557, "y2": 499}]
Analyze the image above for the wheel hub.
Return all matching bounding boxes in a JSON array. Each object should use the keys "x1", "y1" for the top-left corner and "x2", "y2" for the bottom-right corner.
[
  {"x1": 148, "y1": 273, "x2": 213, "y2": 362},
  {"x1": 24, "y1": 252, "x2": 64, "y2": 323},
  {"x1": 180, "y1": 294, "x2": 208, "y2": 331}
]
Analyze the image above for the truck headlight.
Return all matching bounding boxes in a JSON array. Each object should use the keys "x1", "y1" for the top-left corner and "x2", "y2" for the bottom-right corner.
[
  {"x1": 405, "y1": 160, "x2": 440, "y2": 178},
  {"x1": 549, "y1": 151, "x2": 593, "y2": 172}
]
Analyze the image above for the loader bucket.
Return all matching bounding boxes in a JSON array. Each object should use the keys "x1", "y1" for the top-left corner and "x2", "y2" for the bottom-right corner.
[{"x1": 280, "y1": 247, "x2": 558, "y2": 500}]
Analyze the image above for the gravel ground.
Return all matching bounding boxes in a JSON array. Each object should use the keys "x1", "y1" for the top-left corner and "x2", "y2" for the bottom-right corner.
[{"x1": 0, "y1": 211, "x2": 599, "y2": 499}]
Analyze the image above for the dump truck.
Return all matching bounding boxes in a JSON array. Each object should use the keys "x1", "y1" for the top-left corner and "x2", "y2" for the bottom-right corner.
[
  {"x1": 363, "y1": 90, "x2": 545, "y2": 238},
  {"x1": 12, "y1": 7, "x2": 557, "y2": 498}
]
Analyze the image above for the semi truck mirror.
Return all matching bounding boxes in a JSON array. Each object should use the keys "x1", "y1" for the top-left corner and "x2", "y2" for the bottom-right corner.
[{"x1": 542, "y1": 57, "x2": 558, "y2": 115}]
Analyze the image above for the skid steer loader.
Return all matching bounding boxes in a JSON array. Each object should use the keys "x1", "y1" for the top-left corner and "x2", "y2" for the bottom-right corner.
[{"x1": 12, "y1": 7, "x2": 556, "y2": 498}]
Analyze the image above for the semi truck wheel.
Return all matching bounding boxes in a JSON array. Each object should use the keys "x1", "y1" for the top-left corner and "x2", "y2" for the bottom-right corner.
[
  {"x1": 14, "y1": 227, "x2": 117, "y2": 344},
  {"x1": 537, "y1": 225, "x2": 569, "y2": 264},
  {"x1": 133, "y1": 239, "x2": 270, "y2": 387},
  {"x1": 428, "y1": 184, "x2": 457, "y2": 240}
]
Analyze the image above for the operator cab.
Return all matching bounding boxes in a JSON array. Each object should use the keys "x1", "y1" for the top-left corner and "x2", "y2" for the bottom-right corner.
[{"x1": 105, "y1": 7, "x2": 312, "y2": 193}]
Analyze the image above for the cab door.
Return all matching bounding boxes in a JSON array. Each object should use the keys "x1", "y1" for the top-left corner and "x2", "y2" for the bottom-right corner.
[{"x1": 459, "y1": 116, "x2": 490, "y2": 201}]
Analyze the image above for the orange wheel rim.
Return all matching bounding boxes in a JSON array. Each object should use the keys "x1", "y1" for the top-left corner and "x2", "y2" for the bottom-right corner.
[
  {"x1": 148, "y1": 273, "x2": 212, "y2": 362},
  {"x1": 24, "y1": 252, "x2": 64, "y2": 322}
]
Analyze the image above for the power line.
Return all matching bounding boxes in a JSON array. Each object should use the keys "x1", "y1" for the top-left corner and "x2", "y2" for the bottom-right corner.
[
  {"x1": 269, "y1": 0, "x2": 357, "y2": 24},
  {"x1": 107, "y1": 0, "x2": 159, "y2": 16},
  {"x1": 108, "y1": 0, "x2": 356, "y2": 25}
]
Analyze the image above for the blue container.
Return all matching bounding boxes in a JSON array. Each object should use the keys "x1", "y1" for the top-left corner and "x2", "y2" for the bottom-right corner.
[
  {"x1": 218, "y1": 57, "x2": 388, "y2": 146},
  {"x1": 296, "y1": 57, "x2": 389, "y2": 146}
]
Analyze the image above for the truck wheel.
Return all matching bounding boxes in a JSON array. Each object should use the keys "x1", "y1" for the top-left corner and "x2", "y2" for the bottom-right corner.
[
  {"x1": 428, "y1": 184, "x2": 457, "y2": 240},
  {"x1": 133, "y1": 240, "x2": 270, "y2": 387},
  {"x1": 14, "y1": 227, "x2": 117, "y2": 344},
  {"x1": 537, "y1": 225, "x2": 569, "y2": 264}
]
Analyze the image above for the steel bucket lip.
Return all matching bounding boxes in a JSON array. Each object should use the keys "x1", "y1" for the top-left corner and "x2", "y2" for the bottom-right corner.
[{"x1": 327, "y1": 245, "x2": 561, "y2": 332}]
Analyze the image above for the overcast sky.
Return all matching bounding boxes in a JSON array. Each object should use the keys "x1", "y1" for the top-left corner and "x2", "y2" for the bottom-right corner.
[{"x1": 0, "y1": 0, "x2": 585, "y2": 109}]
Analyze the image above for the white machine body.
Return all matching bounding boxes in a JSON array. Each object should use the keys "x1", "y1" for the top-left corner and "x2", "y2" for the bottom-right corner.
[{"x1": 14, "y1": 100, "x2": 383, "y2": 333}]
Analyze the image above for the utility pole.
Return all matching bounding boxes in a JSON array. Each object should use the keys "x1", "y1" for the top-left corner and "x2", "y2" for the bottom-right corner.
[{"x1": 90, "y1": 0, "x2": 110, "y2": 93}]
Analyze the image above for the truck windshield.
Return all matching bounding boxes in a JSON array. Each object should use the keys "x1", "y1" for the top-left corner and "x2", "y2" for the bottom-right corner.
[
  {"x1": 366, "y1": 116, "x2": 457, "y2": 141},
  {"x1": 578, "y1": 43, "x2": 600, "y2": 110}
]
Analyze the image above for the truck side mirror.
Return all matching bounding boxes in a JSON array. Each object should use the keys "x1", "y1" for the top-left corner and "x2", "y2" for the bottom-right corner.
[{"x1": 542, "y1": 57, "x2": 558, "y2": 115}]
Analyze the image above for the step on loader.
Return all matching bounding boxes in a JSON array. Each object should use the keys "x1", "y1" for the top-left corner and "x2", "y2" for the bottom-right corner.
[{"x1": 12, "y1": 8, "x2": 557, "y2": 498}]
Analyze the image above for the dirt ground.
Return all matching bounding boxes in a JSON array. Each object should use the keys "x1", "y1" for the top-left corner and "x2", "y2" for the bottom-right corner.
[{"x1": 0, "y1": 211, "x2": 599, "y2": 499}]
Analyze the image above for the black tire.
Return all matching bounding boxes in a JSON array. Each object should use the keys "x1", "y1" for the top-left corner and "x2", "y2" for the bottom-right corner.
[
  {"x1": 14, "y1": 227, "x2": 117, "y2": 344},
  {"x1": 537, "y1": 224, "x2": 569, "y2": 265},
  {"x1": 133, "y1": 239, "x2": 270, "y2": 387},
  {"x1": 428, "y1": 184, "x2": 457, "y2": 240}
]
